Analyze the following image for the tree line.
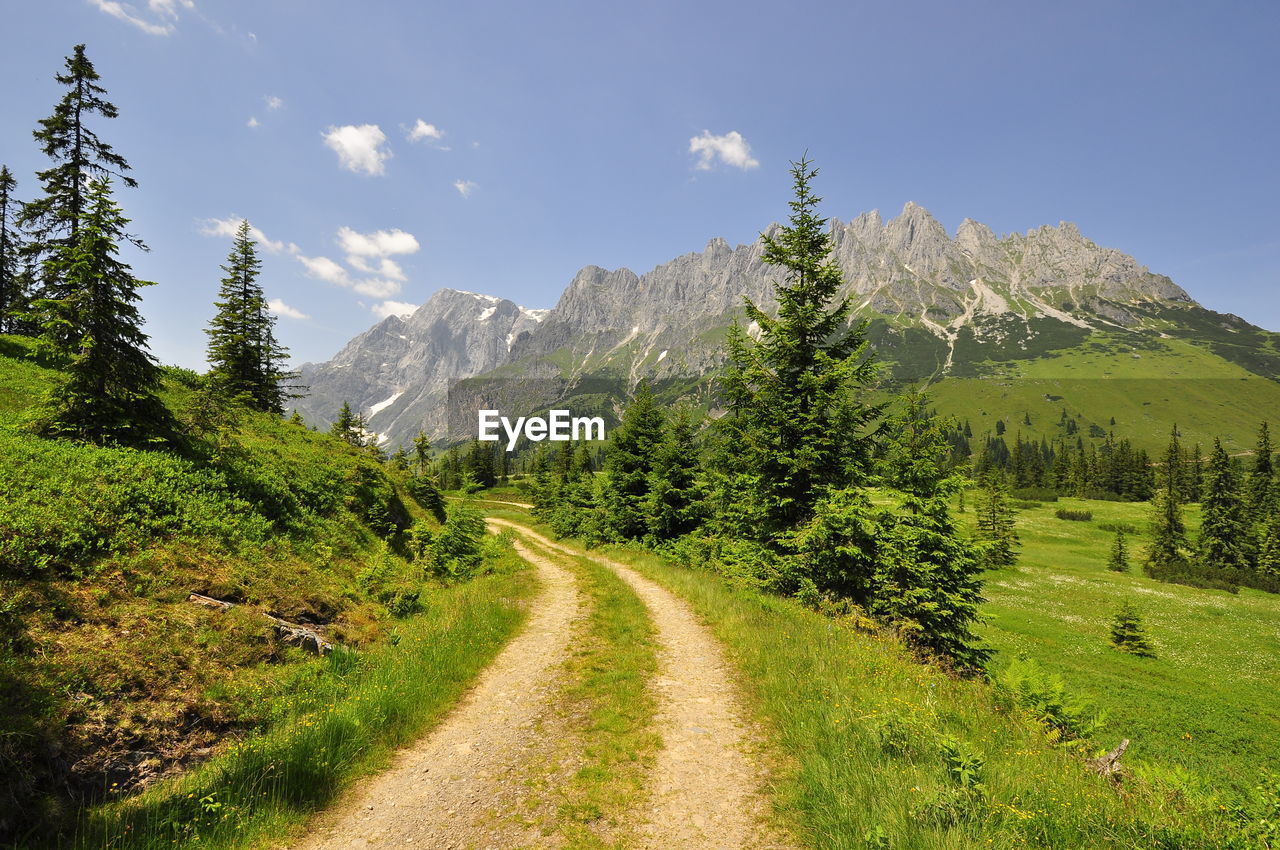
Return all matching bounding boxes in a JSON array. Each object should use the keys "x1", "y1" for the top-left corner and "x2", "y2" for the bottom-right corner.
[{"x1": 0, "y1": 45, "x2": 294, "y2": 444}]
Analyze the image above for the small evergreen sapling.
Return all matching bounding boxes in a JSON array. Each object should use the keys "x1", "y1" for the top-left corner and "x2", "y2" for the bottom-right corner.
[
  {"x1": 1108, "y1": 530, "x2": 1129, "y2": 572},
  {"x1": 1109, "y1": 603, "x2": 1155, "y2": 657}
]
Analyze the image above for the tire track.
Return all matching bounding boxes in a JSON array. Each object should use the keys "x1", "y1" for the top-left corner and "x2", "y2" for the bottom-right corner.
[
  {"x1": 292, "y1": 524, "x2": 583, "y2": 850},
  {"x1": 489, "y1": 519, "x2": 793, "y2": 849}
]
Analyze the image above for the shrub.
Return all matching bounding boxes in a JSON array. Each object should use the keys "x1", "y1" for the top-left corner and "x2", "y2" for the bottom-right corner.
[{"x1": 1055, "y1": 508, "x2": 1093, "y2": 522}]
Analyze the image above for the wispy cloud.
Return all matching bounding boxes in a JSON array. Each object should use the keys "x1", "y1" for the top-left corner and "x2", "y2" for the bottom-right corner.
[
  {"x1": 88, "y1": 0, "x2": 195, "y2": 35},
  {"x1": 407, "y1": 119, "x2": 444, "y2": 143},
  {"x1": 296, "y1": 226, "x2": 421, "y2": 300},
  {"x1": 246, "y1": 116, "x2": 260, "y2": 128},
  {"x1": 453, "y1": 179, "x2": 477, "y2": 198},
  {"x1": 372, "y1": 300, "x2": 418, "y2": 319},
  {"x1": 264, "y1": 95, "x2": 284, "y2": 111},
  {"x1": 198, "y1": 216, "x2": 285, "y2": 253},
  {"x1": 322, "y1": 124, "x2": 392, "y2": 176},
  {"x1": 689, "y1": 130, "x2": 759, "y2": 171},
  {"x1": 267, "y1": 298, "x2": 308, "y2": 320}
]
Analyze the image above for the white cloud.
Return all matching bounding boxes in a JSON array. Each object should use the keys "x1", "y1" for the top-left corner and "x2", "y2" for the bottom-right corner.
[
  {"x1": 407, "y1": 119, "x2": 444, "y2": 143},
  {"x1": 297, "y1": 226, "x2": 421, "y2": 300},
  {"x1": 264, "y1": 95, "x2": 283, "y2": 111},
  {"x1": 149, "y1": 0, "x2": 195, "y2": 16},
  {"x1": 198, "y1": 216, "x2": 285, "y2": 253},
  {"x1": 297, "y1": 255, "x2": 350, "y2": 286},
  {"x1": 267, "y1": 298, "x2": 308, "y2": 320},
  {"x1": 353, "y1": 278, "x2": 402, "y2": 298},
  {"x1": 322, "y1": 124, "x2": 391, "y2": 176},
  {"x1": 247, "y1": 116, "x2": 259, "y2": 128},
  {"x1": 89, "y1": 0, "x2": 175, "y2": 35},
  {"x1": 336, "y1": 227, "x2": 420, "y2": 260},
  {"x1": 453, "y1": 179, "x2": 477, "y2": 198},
  {"x1": 689, "y1": 130, "x2": 759, "y2": 171},
  {"x1": 372, "y1": 300, "x2": 418, "y2": 319}
]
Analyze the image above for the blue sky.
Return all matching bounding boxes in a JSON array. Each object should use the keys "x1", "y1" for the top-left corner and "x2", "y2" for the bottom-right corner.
[{"x1": 2, "y1": 0, "x2": 1277, "y2": 368}]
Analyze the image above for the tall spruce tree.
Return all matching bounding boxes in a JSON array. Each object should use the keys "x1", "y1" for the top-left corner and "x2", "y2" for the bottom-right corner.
[
  {"x1": 867, "y1": 390, "x2": 988, "y2": 667},
  {"x1": 719, "y1": 156, "x2": 881, "y2": 542},
  {"x1": 21, "y1": 45, "x2": 139, "y2": 274},
  {"x1": 1197, "y1": 437, "x2": 1251, "y2": 571},
  {"x1": 0, "y1": 165, "x2": 30, "y2": 334},
  {"x1": 1246, "y1": 421, "x2": 1275, "y2": 521},
  {"x1": 646, "y1": 407, "x2": 705, "y2": 541},
  {"x1": 1147, "y1": 426, "x2": 1190, "y2": 571},
  {"x1": 603, "y1": 381, "x2": 666, "y2": 540},
  {"x1": 205, "y1": 220, "x2": 290, "y2": 412},
  {"x1": 36, "y1": 177, "x2": 165, "y2": 442}
]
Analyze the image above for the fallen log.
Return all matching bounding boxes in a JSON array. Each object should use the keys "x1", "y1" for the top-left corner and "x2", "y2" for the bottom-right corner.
[{"x1": 186, "y1": 593, "x2": 334, "y2": 655}]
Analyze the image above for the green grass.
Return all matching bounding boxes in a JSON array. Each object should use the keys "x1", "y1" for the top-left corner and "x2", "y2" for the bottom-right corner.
[
  {"x1": 968, "y1": 496, "x2": 1280, "y2": 794},
  {"x1": 926, "y1": 335, "x2": 1280, "y2": 453},
  {"x1": 0, "y1": 338, "x2": 504, "y2": 842},
  {"x1": 561, "y1": 543, "x2": 1222, "y2": 848},
  {"x1": 65, "y1": 556, "x2": 535, "y2": 850},
  {"x1": 530, "y1": 541, "x2": 659, "y2": 848}
]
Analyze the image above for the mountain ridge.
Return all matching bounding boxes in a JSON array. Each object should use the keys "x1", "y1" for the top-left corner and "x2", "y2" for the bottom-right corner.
[{"x1": 292, "y1": 202, "x2": 1272, "y2": 449}]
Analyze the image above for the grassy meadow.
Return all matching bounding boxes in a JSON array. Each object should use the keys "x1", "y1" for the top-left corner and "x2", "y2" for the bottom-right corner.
[{"x1": 967, "y1": 496, "x2": 1280, "y2": 794}]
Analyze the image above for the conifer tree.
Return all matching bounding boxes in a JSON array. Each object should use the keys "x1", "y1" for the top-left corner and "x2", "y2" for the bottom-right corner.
[
  {"x1": 0, "y1": 165, "x2": 29, "y2": 334},
  {"x1": 21, "y1": 45, "x2": 138, "y2": 271},
  {"x1": 603, "y1": 381, "x2": 666, "y2": 540},
  {"x1": 719, "y1": 156, "x2": 881, "y2": 541},
  {"x1": 974, "y1": 468, "x2": 1018, "y2": 566},
  {"x1": 1109, "y1": 603, "x2": 1155, "y2": 657},
  {"x1": 1197, "y1": 437, "x2": 1251, "y2": 571},
  {"x1": 646, "y1": 406, "x2": 705, "y2": 541},
  {"x1": 413, "y1": 429, "x2": 431, "y2": 474},
  {"x1": 865, "y1": 390, "x2": 988, "y2": 667},
  {"x1": 1258, "y1": 513, "x2": 1280, "y2": 578},
  {"x1": 1108, "y1": 529, "x2": 1129, "y2": 572},
  {"x1": 330, "y1": 401, "x2": 364, "y2": 446},
  {"x1": 1246, "y1": 421, "x2": 1274, "y2": 520},
  {"x1": 1147, "y1": 426, "x2": 1190, "y2": 571},
  {"x1": 36, "y1": 177, "x2": 166, "y2": 442},
  {"x1": 205, "y1": 220, "x2": 291, "y2": 413}
]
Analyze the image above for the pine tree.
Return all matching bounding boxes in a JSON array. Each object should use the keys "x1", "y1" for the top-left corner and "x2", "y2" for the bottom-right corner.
[
  {"x1": 330, "y1": 401, "x2": 363, "y2": 446},
  {"x1": 21, "y1": 45, "x2": 139, "y2": 275},
  {"x1": 974, "y1": 468, "x2": 1018, "y2": 567},
  {"x1": 866, "y1": 389, "x2": 988, "y2": 667},
  {"x1": 1246, "y1": 421, "x2": 1274, "y2": 521},
  {"x1": 413, "y1": 429, "x2": 431, "y2": 475},
  {"x1": 1108, "y1": 529, "x2": 1129, "y2": 572},
  {"x1": 1258, "y1": 512, "x2": 1280, "y2": 578},
  {"x1": 719, "y1": 156, "x2": 881, "y2": 541},
  {"x1": 1147, "y1": 426, "x2": 1190, "y2": 571},
  {"x1": 205, "y1": 220, "x2": 291, "y2": 413},
  {"x1": 646, "y1": 407, "x2": 705, "y2": 541},
  {"x1": 36, "y1": 177, "x2": 166, "y2": 443},
  {"x1": 603, "y1": 381, "x2": 666, "y2": 540},
  {"x1": 1197, "y1": 437, "x2": 1251, "y2": 571},
  {"x1": 1109, "y1": 603, "x2": 1155, "y2": 657},
  {"x1": 0, "y1": 165, "x2": 30, "y2": 334}
]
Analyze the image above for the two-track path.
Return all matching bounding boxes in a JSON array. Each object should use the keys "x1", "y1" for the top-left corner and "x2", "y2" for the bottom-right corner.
[
  {"x1": 292, "y1": 515, "x2": 790, "y2": 849},
  {"x1": 487, "y1": 519, "x2": 788, "y2": 850},
  {"x1": 294, "y1": 525, "x2": 584, "y2": 849}
]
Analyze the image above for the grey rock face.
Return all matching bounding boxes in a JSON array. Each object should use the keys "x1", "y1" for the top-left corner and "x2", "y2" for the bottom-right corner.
[
  {"x1": 295, "y1": 204, "x2": 1196, "y2": 447},
  {"x1": 293, "y1": 288, "x2": 547, "y2": 445}
]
